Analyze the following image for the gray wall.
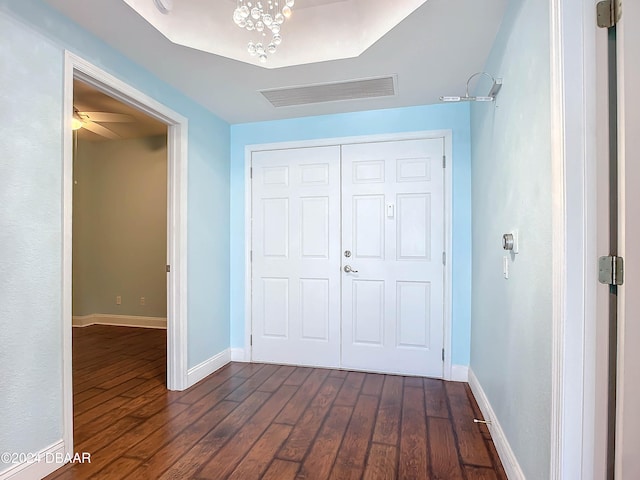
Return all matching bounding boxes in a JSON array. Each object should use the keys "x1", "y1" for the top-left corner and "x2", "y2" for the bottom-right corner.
[
  {"x1": 469, "y1": 0, "x2": 552, "y2": 478},
  {"x1": 73, "y1": 136, "x2": 168, "y2": 318}
]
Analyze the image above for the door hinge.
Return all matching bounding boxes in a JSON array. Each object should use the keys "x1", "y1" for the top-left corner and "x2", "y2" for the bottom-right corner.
[
  {"x1": 250, "y1": 167, "x2": 253, "y2": 179},
  {"x1": 597, "y1": 0, "x2": 621, "y2": 28},
  {"x1": 166, "y1": 264, "x2": 170, "y2": 273},
  {"x1": 442, "y1": 155, "x2": 446, "y2": 169},
  {"x1": 598, "y1": 255, "x2": 624, "y2": 286},
  {"x1": 442, "y1": 349, "x2": 445, "y2": 361},
  {"x1": 250, "y1": 334, "x2": 253, "y2": 346},
  {"x1": 442, "y1": 252, "x2": 446, "y2": 265},
  {"x1": 250, "y1": 250, "x2": 253, "y2": 262}
]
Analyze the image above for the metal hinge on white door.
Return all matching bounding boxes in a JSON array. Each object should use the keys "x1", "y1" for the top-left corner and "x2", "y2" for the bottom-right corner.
[
  {"x1": 442, "y1": 155, "x2": 446, "y2": 168},
  {"x1": 442, "y1": 349, "x2": 445, "y2": 361},
  {"x1": 442, "y1": 252, "x2": 446, "y2": 265},
  {"x1": 598, "y1": 255, "x2": 624, "y2": 285},
  {"x1": 596, "y1": 0, "x2": 621, "y2": 28}
]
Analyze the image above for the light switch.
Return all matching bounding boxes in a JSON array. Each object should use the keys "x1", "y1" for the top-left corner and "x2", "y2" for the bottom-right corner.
[{"x1": 503, "y1": 256, "x2": 509, "y2": 279}]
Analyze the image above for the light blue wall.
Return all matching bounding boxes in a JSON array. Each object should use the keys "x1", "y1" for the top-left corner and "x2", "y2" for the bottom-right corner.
[
  {"x1": 469, "y1": 0, "x2": 552, "y2": 478},
  {"x1": 0, "y1": 10, "x2": 64, "y2": 458},
  {"x1": 230, "y1": 103, "x2": 472, "y2": 365},
  {"x1": 0, "y1": 0, "x2": 229, "y2": 459}
]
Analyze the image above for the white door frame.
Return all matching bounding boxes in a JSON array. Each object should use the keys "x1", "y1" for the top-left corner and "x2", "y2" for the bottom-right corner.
[
  {"x1": 244, "y1": 130, "x2": 454, "y2": 379},
  {"x1": 549, "y1": 0, "x2": 601, "y2": 478},
  {"x1": 61, "y1": 52, "x2": 189, "y2": 455},
  {"x1": 615, "y1": 1, "x2": 640, "y2": 476}
]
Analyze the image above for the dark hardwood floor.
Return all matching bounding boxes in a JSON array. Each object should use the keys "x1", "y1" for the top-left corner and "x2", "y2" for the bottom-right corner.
[{"x1": 46, "y1": 325, "x2": 506, "y2": 479}]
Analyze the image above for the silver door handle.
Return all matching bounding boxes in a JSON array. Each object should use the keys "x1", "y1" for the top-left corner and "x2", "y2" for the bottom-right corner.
[{"x1": 344, "y1": 265, "x2": 358, "y2": 273}]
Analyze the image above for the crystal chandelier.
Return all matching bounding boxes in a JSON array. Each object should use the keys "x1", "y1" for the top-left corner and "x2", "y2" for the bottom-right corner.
[{"x1": 233, "y1": 0, "x2": 294, "y2": 63}]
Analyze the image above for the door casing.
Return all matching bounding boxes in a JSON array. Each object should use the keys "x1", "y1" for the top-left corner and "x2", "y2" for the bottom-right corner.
[{"x1": 243, "y1": 130, "x2": 454, "y2": 379}]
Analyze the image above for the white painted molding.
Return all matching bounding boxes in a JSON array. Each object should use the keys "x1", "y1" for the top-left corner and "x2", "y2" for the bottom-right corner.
[
  {"x1": 449, "y1": 365, "x2": 469, "y2": 382},
  {"x1": 0, "y1": 440, "x2": 66, "y2": 480},
  {"x1": 61, "y1": 50, "x2": 75, "y2": 464},
  {"x1": 468, "y1": 368, "x2": 525, "y2": 480},
  {"x1": 72, "y1": 314, "x2": 167, "y2": 329},
  {"x1": 230, "y1": 348, "x2": 247, "y2": 362},
  {"x1": 187, "y1": 349, "x2": 231, "y2": 388},
  {"x1": 549, "y1": 0, "x2": 596, "y2": 478}
]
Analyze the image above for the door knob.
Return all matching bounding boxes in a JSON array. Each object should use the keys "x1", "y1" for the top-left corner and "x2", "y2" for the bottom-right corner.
[{"x1": 344, "y1": 265, "x2": 358, "y2": 273}]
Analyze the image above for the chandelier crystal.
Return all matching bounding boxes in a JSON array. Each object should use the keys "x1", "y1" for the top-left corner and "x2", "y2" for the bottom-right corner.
[{"x1": 233, "y1": 0, "x2": 294, "y2": 63}]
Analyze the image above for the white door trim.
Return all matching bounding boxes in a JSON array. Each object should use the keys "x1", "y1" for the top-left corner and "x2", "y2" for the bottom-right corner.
[
  {"x1": 615, "y1": 2, "x2": 640, "y2": 476},
  {"x1": 62, "y1": 52, "x2": 189, "y2": 455},
  {"x1": 243, "y1": 130, "x2": 454, "y2": 378},
  {"x1": 549, "y1": 0, "x2": 599, "y2": 478}
]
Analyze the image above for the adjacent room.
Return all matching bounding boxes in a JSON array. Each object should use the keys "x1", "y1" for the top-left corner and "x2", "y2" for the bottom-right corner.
[{"x1": 70, "y1": 79, "x2": 171, "y2": 454}]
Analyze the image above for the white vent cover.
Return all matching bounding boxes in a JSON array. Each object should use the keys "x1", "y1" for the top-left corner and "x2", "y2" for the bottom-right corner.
[{"x1": 260, "y1": 75, "x2": 397, "y2": 108}]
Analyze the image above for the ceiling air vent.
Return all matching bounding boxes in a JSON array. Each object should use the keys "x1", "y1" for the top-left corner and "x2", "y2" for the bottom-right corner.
[{"x1": 260, "y1": 75, "x2": 397, "y2": 108}]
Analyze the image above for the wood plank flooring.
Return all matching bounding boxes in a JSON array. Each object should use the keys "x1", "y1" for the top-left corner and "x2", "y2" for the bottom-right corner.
[{"x1": 46, "y1": 325, "x2": 507, "y2": 479}]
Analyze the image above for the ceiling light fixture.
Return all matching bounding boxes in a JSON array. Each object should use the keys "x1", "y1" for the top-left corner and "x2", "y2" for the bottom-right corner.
[
  {"x1": 233, "y1": 0, "x2": 294, "y2": 63},
  {"x1": 71, "y1": 117, "x2": 83, "y2": 130},
  {"x1": 440, "y1": 72, "x2": 502, "y2": 102},
  {"x1": 71, "y1": 110, "x2": 84, "y2": 130}
]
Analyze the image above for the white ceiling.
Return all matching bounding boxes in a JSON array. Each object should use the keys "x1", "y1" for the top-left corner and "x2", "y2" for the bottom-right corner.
[
  {"x1": 120, "y1": 0, "x2": 429, "y2": 68},
  {"x1": 44, "y1": 0, "x2": 508, "y2": 124}
]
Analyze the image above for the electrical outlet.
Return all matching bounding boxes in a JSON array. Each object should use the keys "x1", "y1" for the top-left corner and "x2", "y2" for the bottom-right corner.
[
  {"x1": 116, "y1": 295, "x2": 122, "y2": 305},
  {"x1": 140, "y1": 296, "x2": 145, "y2": 305}
]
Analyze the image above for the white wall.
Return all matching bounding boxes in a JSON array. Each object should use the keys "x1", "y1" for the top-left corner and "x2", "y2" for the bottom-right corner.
[{"x1": 469, "y1": 0, "x2": 552, "y2": 478}]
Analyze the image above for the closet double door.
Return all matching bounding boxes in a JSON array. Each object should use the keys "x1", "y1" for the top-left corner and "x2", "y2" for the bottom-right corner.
[{"x1": 251, "y1": 138, "x2": 445, "y2": 377}]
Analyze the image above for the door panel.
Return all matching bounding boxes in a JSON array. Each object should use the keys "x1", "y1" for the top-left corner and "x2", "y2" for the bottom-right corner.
[
  {"x1": 397, "y1": 193, "x2": 431, "y2": 260},
  {"x1": 262, "y1": 278, "x2": 288, "y2": 337},
  {"x1": 354, "y1": 195, "x2": 385, "y2": 258},
  {"x1": 251, "y1": 146, "x2": 341, "y2": 367},
  {"x1": 397, "y1": 281, "x2": 430, "y2": 347},
  {"x1": 301, "y1": 197, "x2": 329, "y2": 258},
  {"x1": 352, "y1": 279, "x2": 385, "y2": 345},
  {"x1": 262, "y1": 198, "x2": 289, "y2": 257},
  {"x1": 341, "y1": 139, "x2": 445, "y2": 377}
]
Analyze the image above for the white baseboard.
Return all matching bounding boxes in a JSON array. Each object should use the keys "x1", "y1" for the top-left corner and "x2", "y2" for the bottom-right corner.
[
  {"x1": 231, "y1": 348, "x2": 247, "y2": 362},
  {"x1": 0, "y1": 440, "x2": 67, "y2": 480},
  {"x1": 187, "y1": 349, "x2": 231, "y2": 388},
  {"x1": 468, "y1": 368, "x2": 525, "y2": 480},
  {"x1": 450, "y1": 364, "x2": 469, "y2": 382},
  {"x1": 73, "y1": 314, "x2": 167, "y2": 329}
]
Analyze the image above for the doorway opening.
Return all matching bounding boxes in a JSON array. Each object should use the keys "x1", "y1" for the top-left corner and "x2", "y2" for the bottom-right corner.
[
  {"x1": 71, "y1": 77, "x2": 169, "y2": 445},
  {"x1": 61, "y1": 52, "x2": 189, "y2": 455}
]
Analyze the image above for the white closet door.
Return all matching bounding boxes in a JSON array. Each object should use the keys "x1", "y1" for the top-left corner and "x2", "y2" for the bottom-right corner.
[
  {"x1": 340, "y1": 139, "x2": 445, "y2": 377},
  {"x1": 251, "y1": 146, "x2": 341, "y2": 367}
]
